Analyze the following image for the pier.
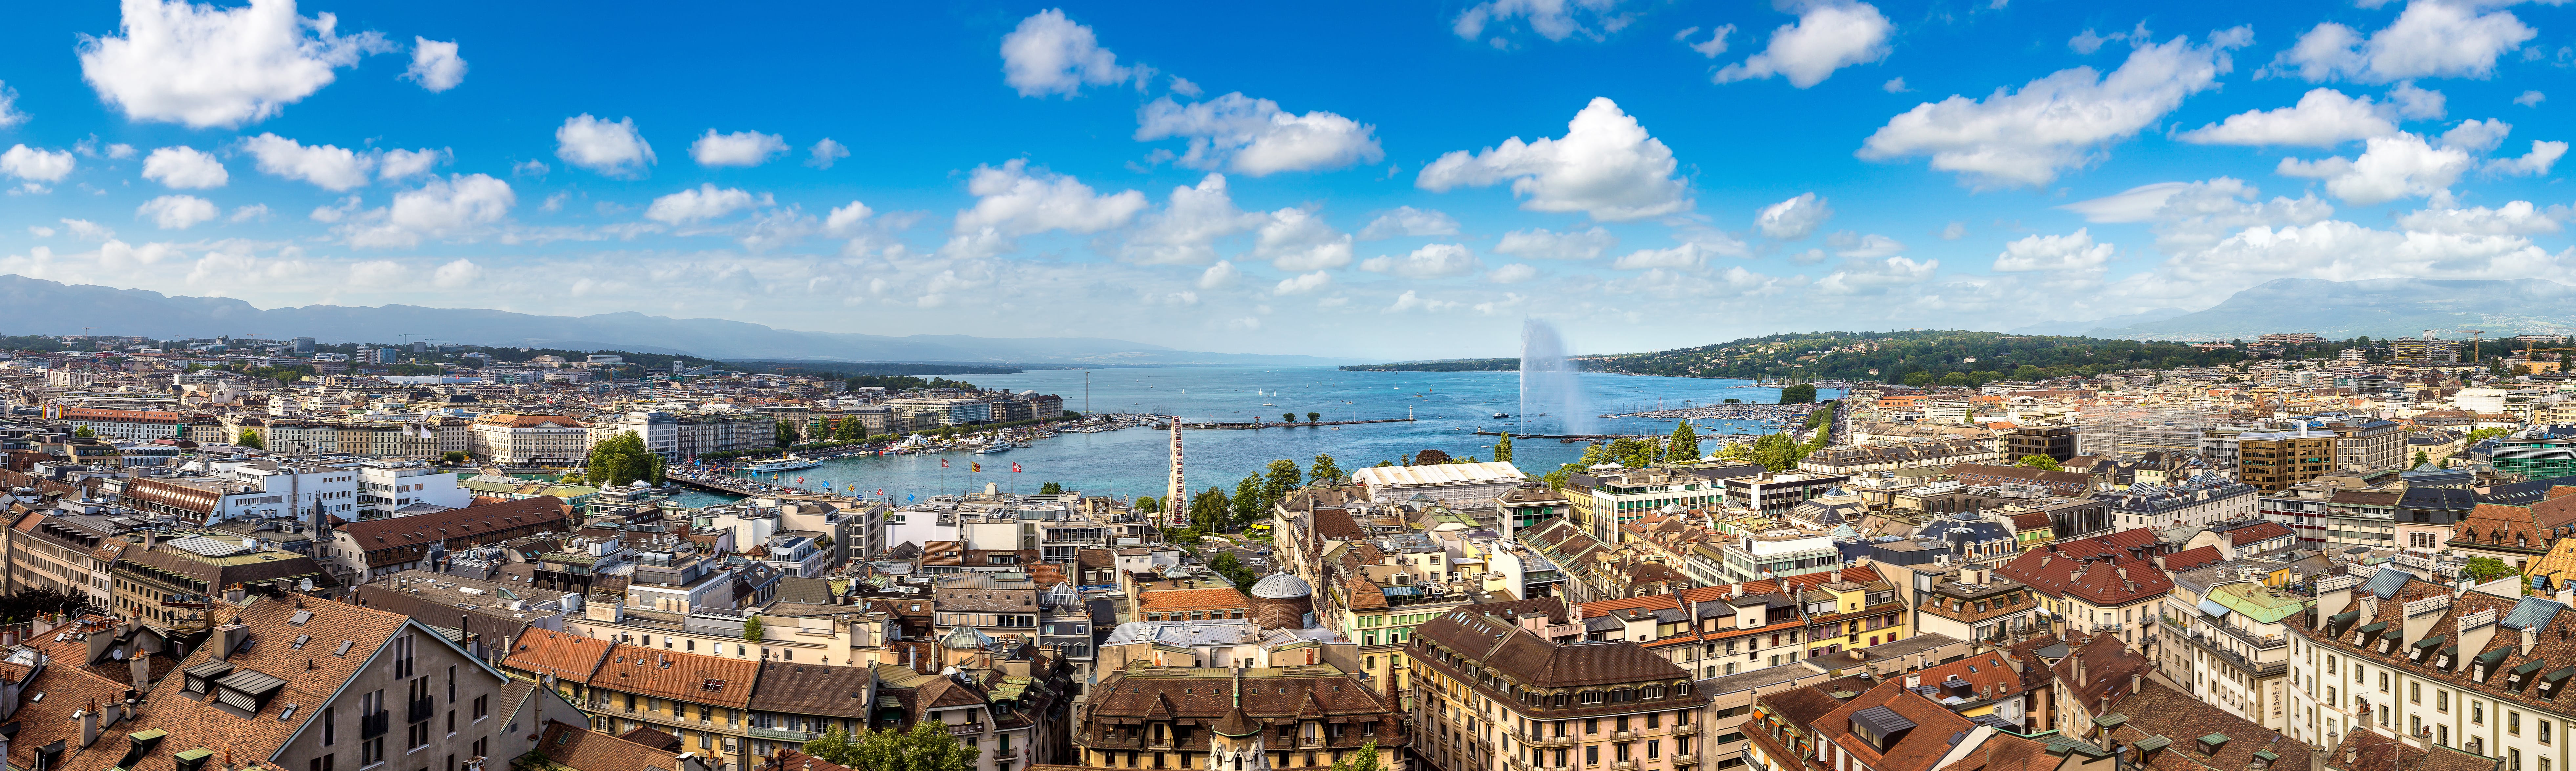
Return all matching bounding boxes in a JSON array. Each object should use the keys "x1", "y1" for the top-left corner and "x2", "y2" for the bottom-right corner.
[
  {"x1": 1170, "y1": 417, "x2": 1415, "y2": 430},
  {"x1": 668, "y1": 469, "x2": 844, "y2": 500}
]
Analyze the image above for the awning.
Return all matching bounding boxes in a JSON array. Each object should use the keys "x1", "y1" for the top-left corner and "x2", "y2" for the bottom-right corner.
[{"x1": 2197, "y1": 599, "x2": 2233, "y2": 619}]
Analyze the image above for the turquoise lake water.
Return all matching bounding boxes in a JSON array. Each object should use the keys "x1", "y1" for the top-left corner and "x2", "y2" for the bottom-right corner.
[{"x1": 671, "y1": 366, "x2": 1839, "y2": 506}]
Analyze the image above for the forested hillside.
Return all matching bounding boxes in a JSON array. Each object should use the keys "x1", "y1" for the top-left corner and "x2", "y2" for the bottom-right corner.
[{"x1": 1596, "y1": 330, "x2": 2366, "y2": 384}]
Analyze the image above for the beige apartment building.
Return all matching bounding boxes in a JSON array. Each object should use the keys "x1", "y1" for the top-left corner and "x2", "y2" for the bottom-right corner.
[
  {"x1": 1414, "y1": 600, "x2": 1711, "y2": 771},
  {"x1": 468, "y1": 413, "x2": 588, "y2": 463}
]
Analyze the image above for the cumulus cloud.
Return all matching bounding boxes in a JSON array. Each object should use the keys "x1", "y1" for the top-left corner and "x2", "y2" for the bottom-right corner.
[
  {"x1": 1253, "y1": 208, "x2": 1354, "y2": 271},
  {"x1": 824, "y1": 201, "x2": 873, "y2": 237},
  {"x1": 1360, "y1": 243, "x2": 1482, "y2": 278},
  {"x1": 76, "y1": 0, "x2": 389, "y2": 127},
  {"x1": 1417, "y1": 97, "x2": 1690, "y2": 221},
  {"x1": 1357, "y1": 207, "x2": 1461, "y2": 240},
  {"x1": 404, "y1": 37, "x2": 465, "y2": 92},
  {"x1": 2516, "y1": 91, "x2": 2546, "y2": 107},
  {"x1": 1494, "y1": 227, "x2": 1617, "y2": 260},
  {"x1": 1992, "y1": 229, "x2": 2114, "y2": 272},
  {"x1": 0, "y1": 82, "x2": 24, "y2": 128},
  {"x1": 808, "y1": 138, "x2": 849, "y2": 169},
  {"x1": 2487, "y1": 141, "x2": 2568, "y2": 176},
  {"x1": 431, "y1": 258, "x2": 483, "y2": 288},
  {"x1": 645, "y1": 184, "x2": 762, "y2": 225},
  {"x1": 229, "y1": 204, "x2": 269, "y2": 222},
  {"x1": 1676, "y1": 25, "x2": 1733, "y2": 58},
  {"x1": 1608, "y1": 238, "x2": 1742, "y2": 270},
  {"x1": 952, "y1": 159, "x2": 1147, "y2": 237},
  {"x1": 1830, "y1": 232, "x2": 1905, "y2": 257},
  {"x1": 377, "y1": 148, "x2": 444, "y2": 181},
  {"x1": 1754, "y1": 192, "x2": 1832, "y2": 239},
  {"x1": 2390, "y1": 82, "x2": 2446, "y2": 119},
  {"x1": 1452, "y1": 0, "x2": 1633, "y2": 44},
  {"x1": 1000, "y1": 9, "x2": 1134, "y2": 97},
  {"x1": 1, "y1": 145, "x2": 76, "y2": 182},
  {"x1": 1859, "y1": 29, "x2": 2249, "y2": 187},
  {"x1": 242, "y1": 133, "x2": 369, "y2": 190},
  {"x1": 141, "y1": 145, "x2": 227, "y2": 188},
  {"x1": 2276, "y1": 133, "x2": 2472, "y2": 205},
  {"x1": 2176, "y1": 89, "x2": 2398, "y2": 147},
  {"x1": 60, "y1": 219, "x2": 115, "y2": 241},
  {"x1": 1122, "y1": 174, "x2": 1266, "y2": 265},
  {"x1": 1940, "y1": 221, "x2": 1966, "y2": 240},
  {"x1": 1815, "y1": 256, "x2": 1938, "y2": 295},
  {"x1": 1487, "y1": 263, "x2": 1540, "y2": 283},
  {"x1": 137, "y1": 195, "x2": 218, "y2": 229},
  {"x1": 554, "y1": 114, "x2": 655, "y2": 177},
  {"x1": 2110, "y1": 178, "x2": 2337, "y2": 255},
  {"x1": 2395, "y1": 201, "x2": 2562, "y2": 235},
  {"x1": 1384, "y1": 290, "x2": 1462, "y2": 314},
  {"x1": 2276, "y1": 1, "x2": 2534, "y2": 83},
  {"x1": 1713, "y1": 1, "x2": 1893, "y2": 88},
  {"x1": 344, "y1": 173, "x2": 514, "y2": 247},
  {"x1": 690, "y1": 129, "x2": 789, "y2": 168},
  {"x1": 1272, "y1": 270, "x2": 1333, "y2": 295},
  {"x1": 1137, "y1": 93, "x2": 1383, "y2": 176},
  {"x1": 1197, "y1": 260, "x2": 1242, "y2": 289}
]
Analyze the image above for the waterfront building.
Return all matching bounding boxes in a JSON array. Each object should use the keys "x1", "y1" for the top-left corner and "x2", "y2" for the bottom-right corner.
[
  {"x1": 468, "y1": 413, "x2": 588, "y2": 464},
  {"x1": 1351, "y1": 461, "x2": 1530, "y2": 512}
]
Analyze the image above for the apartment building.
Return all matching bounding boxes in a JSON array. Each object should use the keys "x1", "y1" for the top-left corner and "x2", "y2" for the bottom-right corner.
[
  {"x1": 1574, "y1": 568, "x2": 1908, "y2": 680},
  {"x1": 1075, "y1": 663, "x2": 1406, "y2": 771},
  {"x1": 355, "y1": 458, "x2": 470, "y2": 517},
  {"x1": 2287, "y1": 565, "x2": 2576, "y2": 771},
  {"x1": 1412, "y1": 604, "x2": 1707, "y2": 771},
  {"x1": 882, "y1": 397, "x2": 993, "y2": 426},
  {"x1": 327, "y1": 496, "x2": 575, "y2": 581},
  {"x1": 228, "y1": 415, "x2": 469, "y2": 458},
  {"x1": 4, "y1": 504, "x2": 130, "y2": 606},
  {"x1": 468, "y1": 413, "x2": 588, "y2": 463},
  {"x1": 1907, "y1": 565, "x2": 2040, "y2": 644},
  {"x1": 2239, "y1": 430, "x2": 2342, "y2": 491},
  {"x1": 2097, "y1": 472, "x2": 2259, "y2": 530},
  {"x1": 2160, "y1": 559, "x2": 2309, "y2": 731},
  {"x1": 109, "y1": 529, "x2": 337, "y2": 631},
  {"x1": 2329, "y1": 420, "x2": 2411, "y2": 473},
  {"x1": 505, "y1": 629, "x2": 763, "y2": 770},
  {"x1": 54, "y1": 406, "x2": 185, "y2": 440}
]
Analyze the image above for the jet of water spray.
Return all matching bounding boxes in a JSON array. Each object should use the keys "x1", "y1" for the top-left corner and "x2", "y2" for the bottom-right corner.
[{"x1": 1520, "y1": 318, "x2": 1587, "y2": 436}]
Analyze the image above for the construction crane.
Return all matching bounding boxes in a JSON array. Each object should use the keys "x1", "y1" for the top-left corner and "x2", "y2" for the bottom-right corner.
[{"x1": 2459, "y1": 329, "x2": 2487, "y2": 364}]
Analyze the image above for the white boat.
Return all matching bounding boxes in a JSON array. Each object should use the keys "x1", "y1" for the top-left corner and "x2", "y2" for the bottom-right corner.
[
  {"x1": 975, "y1": 443, "x2": 1011, "y2": 455},
  {"x1": 744, "y1": 454, "x2": 823, "y2": 473}
]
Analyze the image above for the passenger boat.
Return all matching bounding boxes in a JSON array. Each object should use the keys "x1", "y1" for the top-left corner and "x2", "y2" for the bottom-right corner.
[{"x1": 744, "y1": 454, "x2": 823, "y2": 473}]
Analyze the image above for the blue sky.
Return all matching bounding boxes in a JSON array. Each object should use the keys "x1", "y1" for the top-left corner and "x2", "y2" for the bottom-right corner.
[{"x1": 0, "y1": 1, "x2": 2569, "y2": 359}]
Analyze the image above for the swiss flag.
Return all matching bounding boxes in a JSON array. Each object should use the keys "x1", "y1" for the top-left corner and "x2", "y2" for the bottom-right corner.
[
  {"x1": 941, "y1": 458, "x2": 949, "y2": 468},
  {"x1": 1011, "y1": 462, "x2": 1022, "y2": 473}
]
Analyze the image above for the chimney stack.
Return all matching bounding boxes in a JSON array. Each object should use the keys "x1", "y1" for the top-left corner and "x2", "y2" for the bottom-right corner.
[{"x1": 78, "y1": 700, "x2": 99, "y2": 748}]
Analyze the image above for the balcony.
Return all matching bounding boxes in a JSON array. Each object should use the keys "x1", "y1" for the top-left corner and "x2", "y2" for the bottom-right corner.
[
  {"x1": 408, "y1": 696, "x2": 436, "y2": 724},
  {"x1": 1509, "y1": 758, "x2": 1543, "y2": 771},
  {"x1": 1511, "y1": 729, "x2": 1574, "y2": 748},
  {"x1": 1614, "y1": 761, "x2": 1640, "y2": 771},
  {"x1": 747, "y1": 726, "x2": 818, "y2": 742},
  {"x1": 994, "y1": 747, "x2": 1020, "y2": 760},
  {"x1": 1612, "y1": 730, "x2": 1638, "y2": 741},
  {"x1": 359, "y1": 710, "x2": 391, "y2": 740},
  {"x1": 1676, "y1": 755, "x2": 1699, "y2": 765},
  {"x1": 1671, "y1": 725, "x2": 1701, "y2": 737},
  {"x1": 949, "y1": 722, "x2": 985, "y2": 736}
]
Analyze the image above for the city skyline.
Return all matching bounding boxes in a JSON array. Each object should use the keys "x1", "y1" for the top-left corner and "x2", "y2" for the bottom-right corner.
[{"x1": 0, "y1": 1, "x2": 2570, "y2": 359}]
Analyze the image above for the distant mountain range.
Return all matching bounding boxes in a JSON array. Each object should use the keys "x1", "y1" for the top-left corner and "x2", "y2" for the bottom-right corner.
[
  {"x1": 0, "y1": 275, "x2": 1344, "y2": 366},
  {"x1": 2079, "y1": 278, "x2": 2576, "y2": 341}
]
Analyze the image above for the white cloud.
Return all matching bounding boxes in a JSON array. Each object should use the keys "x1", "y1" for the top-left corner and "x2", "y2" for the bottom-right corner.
[
  {"x1": 690, "y1": 129, "x2": 789, "y2": 168},
  {"x1": 2069, "y1": 29, "x2": 2112, "y2": 55},
  {"x1": 1384, "y1": 290, "x2": 1462, "y2": 314},
  {"x1": 554, "y1": 114, "x2": 655, "y2": 177},
  {"x1": 1137, "y1": 94, "x2": 1383, "y2": 175},
  {"x1": 2390, "y1": 82, "x2": 2446, "y2": 119},
  {"x1": 404, "y1": 37, "x2": 465, "y2": 92},
  {"x1": 952, "y1": 159, "x2": 1148, "y2": 237},
  {"x1": 646, "y1": 184, "x2": 761, "y2": 225},
  {"x1": 1122, "y1": 174, "x2": 1265, "y2": 265},
  {"x1": 75, "y1": 0, "x2": 388, "y2": 127},
  {"x1": 1882, "y1": 77, "x2": 1907, "y2": 93},
  {"x1": 141, "y1": 145, "x2": 227, "y2": 188},
  {"x1": 1000, "y1": 9, "x2": 1134, "y2": 98},
  {"x1": 1494, "y1": 227, "x2": 1617, "y2": 260},
  {"x1": 1253, "y1": 208, "x2": 1354, "y2": 271},
  {"x1": 1713, "y1": 1, "x2": 1892, "y2": 88},
  {"x1": 2129, "y1": 178, "x2": 2336, "y2": 254},
  {"x1": 1755, "y1": 192, "x2": 1832, "y2": 239},
  {"x1": 2176, "y1": 89, "x2": 2397, "y2": 147},
  {"x1": 309, "y1": 195, "x2": 360, "y2": 223},
  {"x1": 1197, "y1": 260, "x2": 1242, "y2": 289},
  {"x1": 1940, "y1": 221, "x2": 1966, "y2": 240},
  {"x1": 0, "y1": 82, "x2": 24, "y2": 128},
  {"x1": 60, "y1": 219, "x2": 115, "y2": 241},
  {"x1": 808, "y1": 138, "x2": 849, "y2": 169},
  {"x1": 1272, "y1": 270, "x2": 1333, "y2": 295},
  {"x1": 347, "y1": 260, "x2": 407, "y2": 288},
  {"x1": 2144, "y1": 220, "x2": 2563, "y2": 296},
  {"x1": 0, "y1": 145, "x2": 76, "y2": 182},
  {"x1": 2277, "y1": 1, "x2": 2534, "y2": 83},
  {"x1": 1358, "y1": 207, "x2": 1461, "y2": 240},
  {"x1": 1859, "y1": 29, "x2": 2249, "y2": 187},
  {"x1": 228, "y1": 204, "x2": 269, "y2": 222},
  {"x1": 824, "y1": 201, "x2": 873, "y2": 236},
  {"x1": 1452, "y1": 0, "x2": 1633, "y2": 44},
  {"x1": 26, "y1": 226, "x2": 53, "y2": 238},
  {"x1": 513, "y1": 160, "x2": 548, "y2": 178},
  {"x1": 431, "y1": 258, "x2": 483, "y2": 288},
  {"x1": 2395, "y1": 201, "x2": 2561, "y2": 235},
  {"x1": 1417, "y1": 97, "x2": 1690, "y2": 221},
  {"x1": 1360, "y1": 243, "x2": 1482, "y2": 278},
  {"x1": 377, "y1": 148, "x2": 444, "y2": 181},
  {"x1": 2277, "y1": 133, "x2": 2471, "y2": 205},
  {"x1": 241, "y1": 133, "x2": 370, "y2": 190},
  {"x1": 1815, "y1": 256, "x2": 1938, "y2": 295},
  {"x1": 2439, "y1": 118, "x2": 2510, "y2": 154},
  {"x1": 137, "y1": 195, "x2": 218, "y2": 229},
  {"x1": 1676, "y1": 25, "x2": 1733, "y2": 58},
  {"x1": 1487, "y1": 263, "x2": 1540, "y2": 283},
  {"x1": 2487, "y1": 140, "x2": 2568, "y2": 176},
  {"x1": 1169, "y1": 77, "x2": 1202, "y2": 97},
  {"x1": 1992, "y1": 228, "x2": 2114, "y2": 272},
  {"x1": 104, "y1": 143, "x2": 137, "y2": 160},
  {"x1": 344, "y1": 173, "x2": 514, "y2": 247},
  {"x1": 2516, "y1": 90, "x2": 2547, "y2": 107},
  {"x1": 1830, "y1": 232, "x2": 1905, "y2": 257},
  {"x1": 1610, "y1": 241, "x2": 1735, "y2": 270}
]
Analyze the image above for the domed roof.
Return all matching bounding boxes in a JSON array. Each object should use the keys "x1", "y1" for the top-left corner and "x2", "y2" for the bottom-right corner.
[
  {"x1": 1212, "y1": 705, "x2": 1264, "y2": 737},
  {"x1": 1822, "y1": 485, "x2": 1853, "y2": 497},
  {"x1": 1250, "y1": 572, "x2": 1312, "y2": 600},
  {"x1": 941, "y1": 627, "x2": 991, "y2": 650}
]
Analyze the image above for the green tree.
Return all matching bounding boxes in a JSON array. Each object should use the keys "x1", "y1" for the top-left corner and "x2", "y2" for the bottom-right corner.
[
  {"x1": 1902, "y1": 371, "x2": 1935, "y2": 387},
  {"x1": 1263, "y1": 459, "x2": 1303, "y2": 503},
  {"x1": 1414, "y1": 449, "x2": 1452, "y2": 465},
  {"x1": 774, "y1": 420, "x2": 799, "y2": 448},
  {"x1": 1307, "y1": 411, "x2": 1321, "y2": 422},
  {"x1": 1309, "y1": 453, "x2": 1345, "y2": 486},
  {"x1": 648, "y1": 453, "x2": 667, "y2": 486},
  {"x1": 72, "y1": 426, "x2": 94, "y2": 438},
  {"x1": 1493, "y1": 433, "x2": 1514, "y2": 463},
  {"x1": 743, "y1": 616, "x2": 764, "y2": 642},
  {"x1": 1666, "y1": 421, "x2": 1700, "y2": 463},
  {"x1": 1723, "y1": 398, "x2": 1742, "y2": 404},
  {"x1": 441, "y1": 451, "x2": 470, "y2": 465},
  {"x1": 237, "y1": 429, "x2": 264, "y2": 449},
  {"x1": 1136, "y1": 496, "x2": 1161, "y2": 515},
  {"x1": 1778, "y1": 383, "x2": 1818, "y2": 403},
  {"x1": 2015, "y1": 454, "x2": 2063, "y2": 471},
  {"x1": 802, "y1": 722, "x2": 977, "y2": 771},
  {"x1": 1039, "y1": 481, "x2": 1063, "y2": 495},
  {"x1": 1751, "y1": 433, "x2": 1802, "y2": 472},
  {"x1": 1191, "y1": 486, "x2": 1230, "y2": 531},
  {"x1": 2464, "y1": 557, "x2": 2519, "y2": 584},
  {"x1": 587, "y1": 431, "x2": 654, "y2": 487},
  {"x1": 1232, "y1": 474, "x2": 1265, "y2": 527},
  {"x1": 1938, "y1": 372, "x2": 1974, "y2": 387},
  {"x1": 2414, "y1": 450, "x2": 2431, "y2": 468},
  {"x1": 1330, "y1": 741, "x2": 1385, "y2": 771},
  {"x1": 1283, "y1": 412, "x2": 1296, "y2": 423}
]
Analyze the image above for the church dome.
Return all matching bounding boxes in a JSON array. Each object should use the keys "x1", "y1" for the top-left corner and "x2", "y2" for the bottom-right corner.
[{"x1": 1250, "y1": 572, "x2": 1313, "y2": 600}]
